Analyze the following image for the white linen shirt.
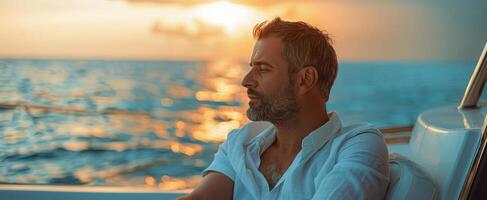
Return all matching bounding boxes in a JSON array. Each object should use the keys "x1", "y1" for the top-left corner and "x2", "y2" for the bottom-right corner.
[{"x1": 203, "y1": 112, "x2": 390, "y2": 200}]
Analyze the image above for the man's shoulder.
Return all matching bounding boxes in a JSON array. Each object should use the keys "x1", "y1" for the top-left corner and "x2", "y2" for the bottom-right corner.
[
  {"x1": 339, "y1": 122, "x2": 382, "y2": 136},
  {"x1": 334, "y1": 122, "x2": 384, "y2": 143},
  {"x1": 225, "y1": 121, "x2": 273, "y2": 145},
  {"x1": 330, "y1": 122, "x2": 388, "y2": 161}
]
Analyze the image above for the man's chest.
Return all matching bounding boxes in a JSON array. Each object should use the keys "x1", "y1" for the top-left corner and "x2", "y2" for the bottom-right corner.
[
  {"x1": 236, "y1": 142, "x2": 334, "y2": 199},
  {"x1": 258, "y1": 148, "x2": 297, "y2": 189},
  {"x1": 240, "y1": 153, "x2": 319, "y2": 200}
]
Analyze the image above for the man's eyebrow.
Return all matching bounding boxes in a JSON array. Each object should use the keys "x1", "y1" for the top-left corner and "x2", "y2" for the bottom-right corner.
[{"x1": 249, "y1": 61, "x2": 274, "y2": 68}]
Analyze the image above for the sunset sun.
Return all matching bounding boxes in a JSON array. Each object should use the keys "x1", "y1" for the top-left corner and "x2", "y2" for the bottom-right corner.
[{"x1": 193, "y1": 1, "x2": 258, "y2": 34}]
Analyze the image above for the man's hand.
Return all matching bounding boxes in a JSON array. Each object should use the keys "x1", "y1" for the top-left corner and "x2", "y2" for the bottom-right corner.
[{"x1": 176, "y1": 172, "x2": 234, "y2": 200}]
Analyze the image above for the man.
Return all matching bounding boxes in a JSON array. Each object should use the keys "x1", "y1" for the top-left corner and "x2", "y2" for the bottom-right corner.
[{"x1": 179, "y1": 18, "x2": 389, "y2": 200}]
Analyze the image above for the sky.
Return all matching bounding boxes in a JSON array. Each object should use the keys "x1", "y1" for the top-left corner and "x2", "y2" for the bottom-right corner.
[{"x1": 0, "y1": 0, "x2": 485, "y2": 62}]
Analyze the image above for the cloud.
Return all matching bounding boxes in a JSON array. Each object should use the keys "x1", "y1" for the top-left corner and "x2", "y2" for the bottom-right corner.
[
  {"x1": 125, "y1": 0, "x2": 309, "y2": 7},
  {"x1": 151, "y1": 19, "x2": 225, "y2": 39},
  {"x1": 126, "y1": 0, "x2": 213, "y2": 7}
]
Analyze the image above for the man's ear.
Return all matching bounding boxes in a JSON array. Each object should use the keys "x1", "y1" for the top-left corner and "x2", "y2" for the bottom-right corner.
[{"x1": 296, "y1": 66, "x2": 318, "y2": 95}]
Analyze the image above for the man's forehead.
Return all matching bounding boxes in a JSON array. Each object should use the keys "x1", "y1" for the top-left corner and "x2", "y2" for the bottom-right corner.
[{"x1": 250, "y1": 37, "x2": 285, "y2": 64}]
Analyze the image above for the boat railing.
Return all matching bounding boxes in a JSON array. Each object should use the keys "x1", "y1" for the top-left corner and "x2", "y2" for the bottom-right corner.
[
  {"x1": 459, "y1": 42, "x2": 487, "y2": 109},
  {"x1": 460, "y1": 115, "x2": 487, "y2": 199},
  {"x1": 459, "y1": 41, "x2": 487, "y2": 199}
]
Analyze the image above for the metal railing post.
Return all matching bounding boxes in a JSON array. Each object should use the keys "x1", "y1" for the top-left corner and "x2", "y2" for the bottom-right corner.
[{"x1": 459, "y1": 42, "x2": 487, "y2": 109}]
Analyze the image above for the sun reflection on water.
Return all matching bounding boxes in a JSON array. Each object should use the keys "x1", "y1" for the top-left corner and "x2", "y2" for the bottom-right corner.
[{"x1": 0, "y1": 59, "x2": 249, "y2": 190}]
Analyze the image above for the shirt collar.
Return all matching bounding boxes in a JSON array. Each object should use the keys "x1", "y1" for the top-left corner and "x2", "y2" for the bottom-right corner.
[
  {"x1": 297, "y1": 112, "x2": 342, "y2": 163},
  {"x1": 249, "y1": 112, "x2": 343, "y2": 159},
  {"x1": 301, "y1": 112, "x2": 342, "y2": 151}
]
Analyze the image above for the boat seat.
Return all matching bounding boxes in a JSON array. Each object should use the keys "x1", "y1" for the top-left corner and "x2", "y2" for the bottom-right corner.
[{"x1": 385, "y1": 153, "x2": 439, "y2": 200}]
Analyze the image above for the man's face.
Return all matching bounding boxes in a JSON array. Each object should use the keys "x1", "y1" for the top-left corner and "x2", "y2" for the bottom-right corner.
[{"x1": 242, "y1": 36, "x2": 300, "y2": 123}]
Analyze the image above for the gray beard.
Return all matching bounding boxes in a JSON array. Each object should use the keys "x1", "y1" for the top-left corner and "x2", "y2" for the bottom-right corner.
[{"x1": 246, "y1": 85, "x2": 299, "y2": 124}]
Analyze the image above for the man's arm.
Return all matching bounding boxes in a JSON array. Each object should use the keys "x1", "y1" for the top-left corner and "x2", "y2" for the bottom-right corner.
[
  {"x1": 177, "y1": 172, "x2": 234, "y2": 200},
  {"x1": 178, "y1": 129, "x2": 239, "y2": 200}
]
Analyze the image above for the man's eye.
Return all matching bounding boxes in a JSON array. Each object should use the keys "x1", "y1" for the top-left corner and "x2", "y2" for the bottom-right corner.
[{"x1": 259, "y1": 67, "x2": 270, "y2": 72}]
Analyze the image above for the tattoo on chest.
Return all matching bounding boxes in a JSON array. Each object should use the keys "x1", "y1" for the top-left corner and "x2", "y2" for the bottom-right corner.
[{"x1": 262, "y1": 163, "x2": 283, "y2": 189}]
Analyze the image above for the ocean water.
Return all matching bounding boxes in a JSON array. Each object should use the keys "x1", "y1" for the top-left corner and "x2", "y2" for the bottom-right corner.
[{"x1": 0, "y1": 59, "x2": 476, "y2": 190}]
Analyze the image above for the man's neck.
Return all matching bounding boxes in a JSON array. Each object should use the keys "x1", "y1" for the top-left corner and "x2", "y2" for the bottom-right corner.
[{"x1": 272, "y1": 107, "x2": 330, "y2": 155}]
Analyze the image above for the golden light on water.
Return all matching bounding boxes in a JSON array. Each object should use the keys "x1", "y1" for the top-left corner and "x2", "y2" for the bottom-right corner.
[
  {"x1": 145, "y1": 176, "x2": 156, "y2": 187},
  {"x1": 168, "y1": 86, "x2": 193, "y2": 98},
  {"x1": 1, "y1": 58, "x2": 250, "y2": 187},
  {"x1": 189, "y1": 107, "x2": 244, "y2": 142},
  {"x1": 195, "y1": 60, "x2": 246, "y2": 103},
  {"x1": 160, "y1": 98, "x2": 174, "y2": 107},
  {"x1": 136, "y1": 175, "x2": 205, "y2": 191},
  {"x1": 175, "y1": 121, "x2": 186, "y2": 137},
  {"x1": 158, "y1": 178, "x2": 187, "y2": 190},
  {"x1": 63, "y1": 140, "x2": 90, "y2": 151},
  {"x1": 187, "y1": 60, "x2": 249, "y2": 142},
  {"x1": 155, "y1": 175, "x2": 201, "y2": 191}
]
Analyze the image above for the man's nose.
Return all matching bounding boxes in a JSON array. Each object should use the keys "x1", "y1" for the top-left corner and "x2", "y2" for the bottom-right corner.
[{"x1": 241, "y1": 70, "x2": 257, "y2": 88}]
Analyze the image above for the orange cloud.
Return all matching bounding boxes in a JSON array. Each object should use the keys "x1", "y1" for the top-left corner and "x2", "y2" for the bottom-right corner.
[
  {"x1": 151, "y1": 19, "x2": 225, "y2": 39},
  {"x1": 126, "y1": 0, "x2": 307, "y2": 7},
  {"x1": 126, "y1": 0, "x2": 213, "y2": 7}
]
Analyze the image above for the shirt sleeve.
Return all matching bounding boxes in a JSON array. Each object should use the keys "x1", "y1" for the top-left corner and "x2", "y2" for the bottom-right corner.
[
  {"x1": 201, "y1": 130, "x2": 237, "y2": 181},
  {"x1": 312, "y1": 132, "x2": 390, "y2": 200}
]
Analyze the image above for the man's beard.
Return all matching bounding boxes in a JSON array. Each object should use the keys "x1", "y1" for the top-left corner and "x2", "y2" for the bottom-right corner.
[{"x1": 246, "y1": 84, "x2": 300, "y2": 124}]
